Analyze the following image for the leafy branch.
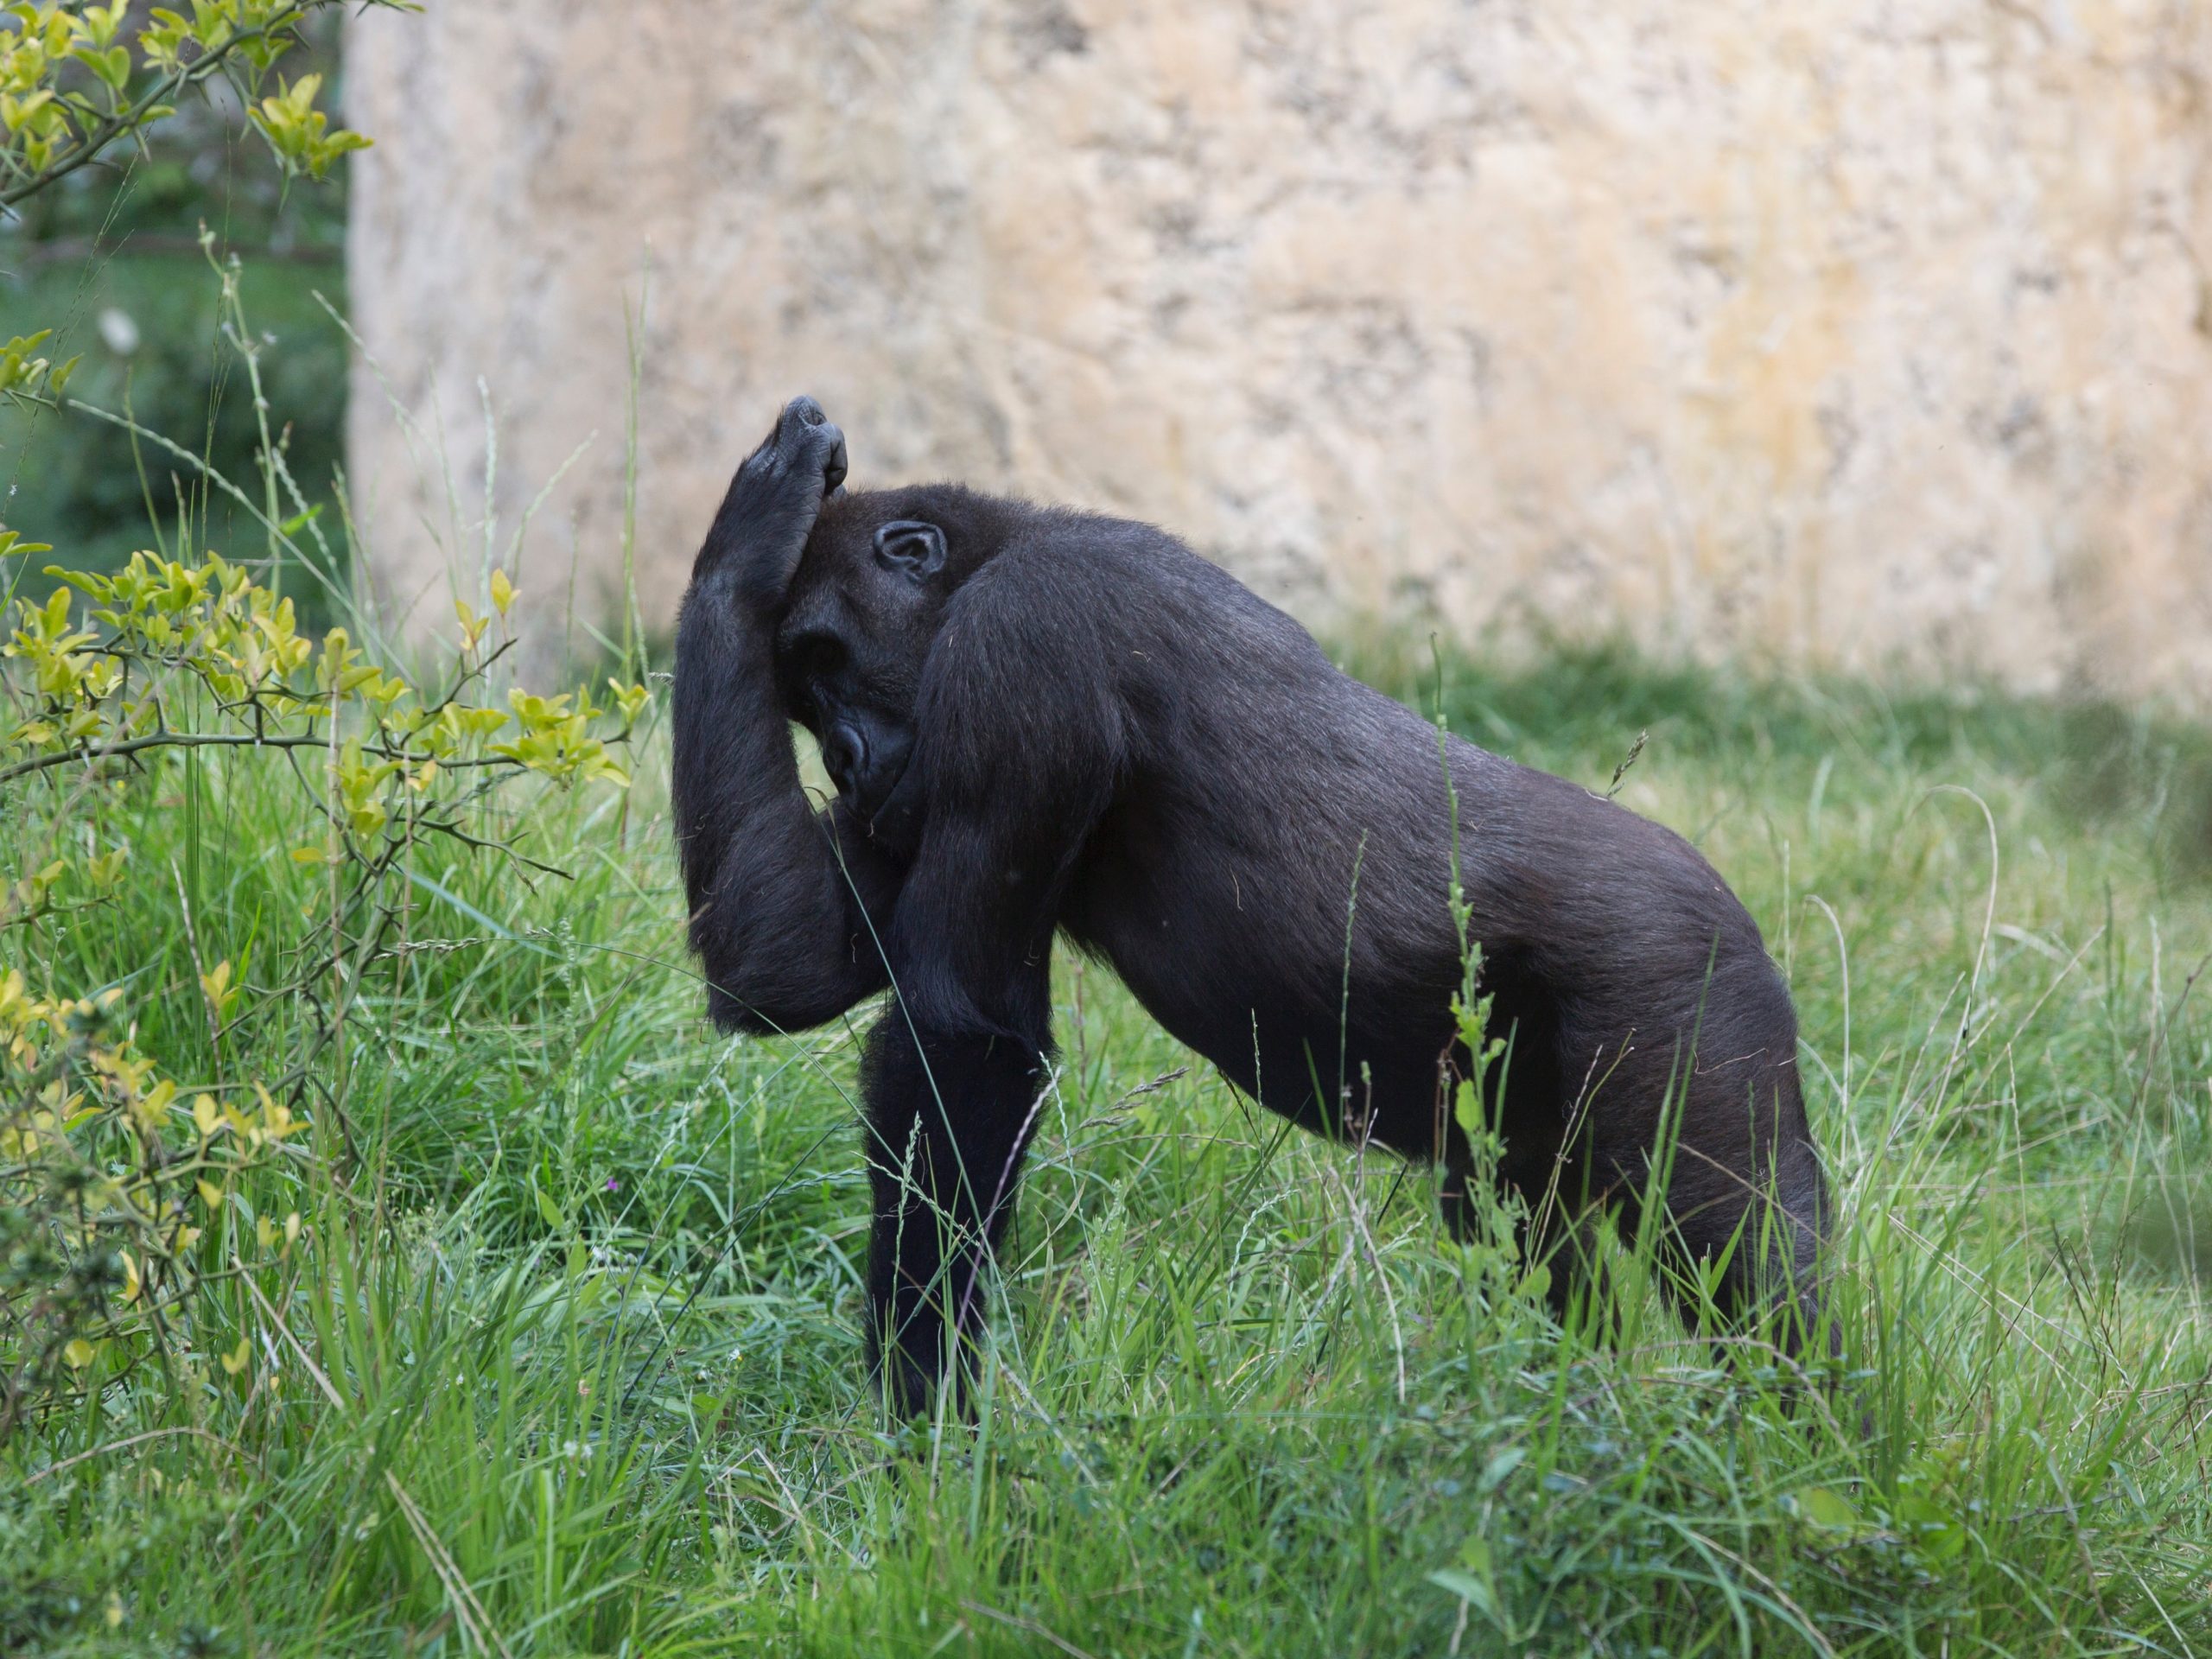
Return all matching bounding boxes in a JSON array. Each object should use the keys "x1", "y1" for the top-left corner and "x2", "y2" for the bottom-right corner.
[{"x1": 0, "y1": 0, "x2": 392, "y2": 211}]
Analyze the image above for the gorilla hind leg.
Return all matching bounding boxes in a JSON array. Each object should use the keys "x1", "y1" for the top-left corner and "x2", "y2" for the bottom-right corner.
[
  {"x1": 1658, "y1": 1163, "x2": 1831, "y2": 1361},
  {"x1": 1635, "y1": 1071, "x2": 1834, "y2": 1364}
]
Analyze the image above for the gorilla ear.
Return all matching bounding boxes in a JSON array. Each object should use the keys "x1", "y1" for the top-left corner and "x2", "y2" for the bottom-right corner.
[{"x1": 873, "y1": 519, "x2": 947, "y2": 582}]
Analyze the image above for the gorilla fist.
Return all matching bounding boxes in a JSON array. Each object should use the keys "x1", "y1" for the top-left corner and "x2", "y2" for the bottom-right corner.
[{"x1": 696, "y1": 394, "x2": 849, "y2": 613}]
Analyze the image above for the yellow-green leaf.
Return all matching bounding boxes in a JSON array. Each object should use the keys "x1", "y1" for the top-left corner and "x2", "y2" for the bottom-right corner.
[{"x1": 1794, "y1": 1487, "x2": 1861, "y2": 1532}]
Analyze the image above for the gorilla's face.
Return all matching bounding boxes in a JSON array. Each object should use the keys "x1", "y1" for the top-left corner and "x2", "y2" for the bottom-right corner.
[{"x1": 774, "y1": 493, "x2": 951, "y2": 826}]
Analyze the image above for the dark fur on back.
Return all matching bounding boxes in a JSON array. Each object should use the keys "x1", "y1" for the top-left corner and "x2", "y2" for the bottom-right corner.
[{"x1": 674, "y1": 398, "x2": 1830, "y2": 1414}]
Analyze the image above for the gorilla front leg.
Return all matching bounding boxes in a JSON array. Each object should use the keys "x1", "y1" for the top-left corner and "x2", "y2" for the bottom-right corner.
[
  {"x1": 672, "y1": 397, "x2": 899, "y2": 1033},
  {"x1": 861, "y1": 1017, "x2": 1052, "y2": 1417}
]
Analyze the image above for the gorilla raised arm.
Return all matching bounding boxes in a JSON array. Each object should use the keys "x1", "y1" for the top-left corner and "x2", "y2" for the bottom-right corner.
[
  {"x1": 674, "y1": 397, "x2": 1831, "y2": 1415},
  {"x1": 671, "y1": 397, "x2": 900, "y2": 1035}
]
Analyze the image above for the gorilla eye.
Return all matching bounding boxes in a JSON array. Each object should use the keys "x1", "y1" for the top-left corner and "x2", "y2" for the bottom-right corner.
[{"x1": 786, "y1": 632, "x2": 848, "y2": 683}]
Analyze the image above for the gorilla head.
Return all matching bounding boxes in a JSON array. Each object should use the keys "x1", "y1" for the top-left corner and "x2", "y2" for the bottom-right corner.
[{"x1": 772, "y1": 486, "x2": 1003, "y2": 832}]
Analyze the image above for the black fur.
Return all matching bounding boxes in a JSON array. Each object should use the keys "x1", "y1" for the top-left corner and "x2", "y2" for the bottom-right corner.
[{"x1": 674, "y1": 398, "x2": 1831, "y2": 1415}]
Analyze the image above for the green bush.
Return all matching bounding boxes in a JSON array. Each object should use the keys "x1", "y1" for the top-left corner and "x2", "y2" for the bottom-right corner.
[{"x1": 3, "y1": 1, "x2": 366, "y2": 624}]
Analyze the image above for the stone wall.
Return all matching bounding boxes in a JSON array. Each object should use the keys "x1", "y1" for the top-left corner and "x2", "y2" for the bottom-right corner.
[{"x1": 346, "y1": 1, "x2": 2212, "y2": 702}]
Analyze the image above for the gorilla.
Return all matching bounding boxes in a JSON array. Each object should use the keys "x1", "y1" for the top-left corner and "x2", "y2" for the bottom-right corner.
[{"x1": 673, "y1": 397, "x2": 1830, "y2": 1415}]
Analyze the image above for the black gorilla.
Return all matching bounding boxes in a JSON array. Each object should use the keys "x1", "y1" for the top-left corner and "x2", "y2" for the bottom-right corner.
[{"x1": 673, "y1": 397, "x2": 1830, "y2": 1414}]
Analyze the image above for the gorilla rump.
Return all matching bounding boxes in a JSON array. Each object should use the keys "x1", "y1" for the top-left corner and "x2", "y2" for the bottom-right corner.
[{"x1": 673, "y1": 397, "x2": 1831, "y2": 1415}]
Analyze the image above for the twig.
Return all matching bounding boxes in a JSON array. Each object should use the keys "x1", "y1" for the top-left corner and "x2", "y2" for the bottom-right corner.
[
  {"x1": 1605, "y1": 729, "x2": 1648, "y2": 798},
  {"x1": 26, "y1": 1425, "x2": 257, "y2": 1484},
  {"x1": 6, "y1": 232, "x2": 341, "y2": 270},
  {"x1": 1, "y1": 728, "x2": 529, "y2": 785},
  {"x1": 958, "y1": 1599, "x2": 1101, "y2": 1659}
]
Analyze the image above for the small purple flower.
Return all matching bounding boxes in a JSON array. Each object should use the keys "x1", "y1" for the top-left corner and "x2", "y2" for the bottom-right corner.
[{"x1": 604, "y1": 1177, "x2": 621, "y2": 1193}]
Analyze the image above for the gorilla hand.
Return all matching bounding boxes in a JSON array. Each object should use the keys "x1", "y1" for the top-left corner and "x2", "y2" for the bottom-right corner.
[{"x1": 696, "y1": 395, "x2": 849, "y2": 612}]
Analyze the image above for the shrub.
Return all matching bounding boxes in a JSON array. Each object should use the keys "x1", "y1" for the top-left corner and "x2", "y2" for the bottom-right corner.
[{"x1": 0, "y1": 0, "x2": 650, "y2": 1450}]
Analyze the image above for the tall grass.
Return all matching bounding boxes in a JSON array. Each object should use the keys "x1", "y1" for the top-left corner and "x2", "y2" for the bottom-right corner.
[{"x1": 4, "y1": 629, "x2": 2209, "y2": 1656}]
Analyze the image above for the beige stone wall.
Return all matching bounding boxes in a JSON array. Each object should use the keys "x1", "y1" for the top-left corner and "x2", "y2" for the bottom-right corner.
[{"x1": 346, "y1": 1, "x2": 2212, "y2": 702}]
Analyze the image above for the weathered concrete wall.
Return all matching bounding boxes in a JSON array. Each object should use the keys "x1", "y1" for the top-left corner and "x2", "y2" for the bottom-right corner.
[{"x1": 347, "y1": 1, "x2": 2212, "y2": 702}]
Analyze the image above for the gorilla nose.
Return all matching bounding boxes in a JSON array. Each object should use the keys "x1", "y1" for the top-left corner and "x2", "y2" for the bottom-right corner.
[{"x1": 822, "y1": 721, "x2": 867, "y2": 789}]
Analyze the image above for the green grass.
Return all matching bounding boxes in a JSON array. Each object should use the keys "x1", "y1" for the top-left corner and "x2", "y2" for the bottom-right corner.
[{"x1": 7, "y1": 644, "x2": 2212, "y2": 1656}]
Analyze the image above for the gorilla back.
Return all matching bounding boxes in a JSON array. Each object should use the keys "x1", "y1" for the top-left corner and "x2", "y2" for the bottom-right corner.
[{"x1": 672, "y1": 397, "x2": 1830, "y2": 1415}]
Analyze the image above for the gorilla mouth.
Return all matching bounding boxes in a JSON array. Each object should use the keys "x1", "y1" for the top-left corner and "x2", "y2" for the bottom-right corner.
[
  {"x1": 825, "y1": 718, "x2": 912, "y2": 822},
  {"x1": 848, "y1": 762, "x2": 906, "y2": 819},
  {"x1": 859, "y1": 753, "x2": 919, "y2": 830}
]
